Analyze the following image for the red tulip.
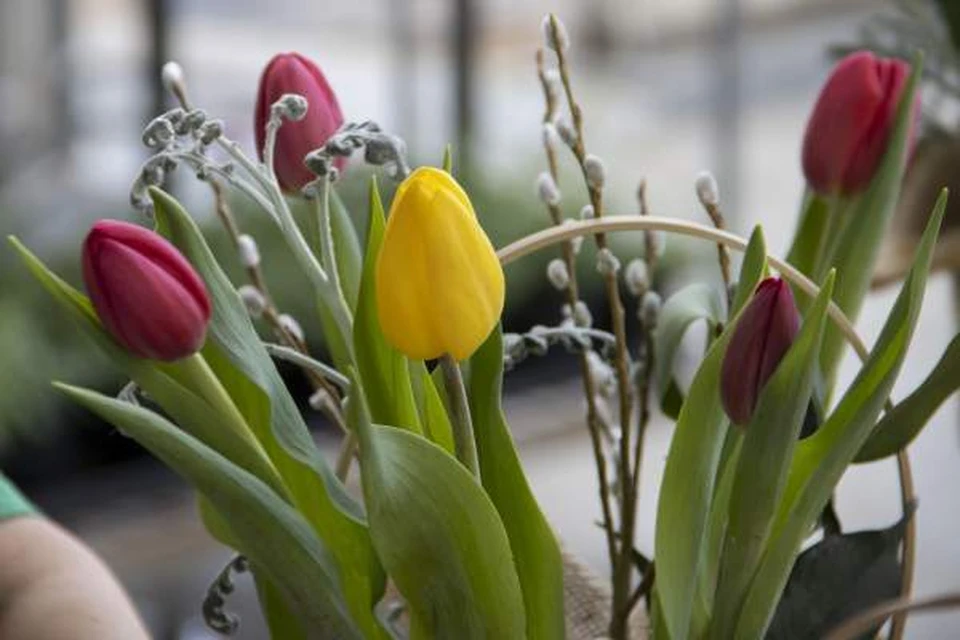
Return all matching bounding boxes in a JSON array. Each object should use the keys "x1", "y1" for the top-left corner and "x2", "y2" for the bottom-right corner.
[
  {"x1": 802, "y1": 51, "x2": 915, "y2": 196},
  {"x1": 255, "y1": 53, "x2": 344, "y2": 192},
  {"x1": 83, "y1": 220, "x2": 211, "y2": 361},
  {"x1": 721, "y1": 278, "x2": 800, "y2": 425}
]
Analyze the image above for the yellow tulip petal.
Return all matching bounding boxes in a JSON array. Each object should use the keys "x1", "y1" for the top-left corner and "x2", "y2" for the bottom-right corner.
[{"x1": 376, "y1": 167, "x2": 505, "y2": 361}]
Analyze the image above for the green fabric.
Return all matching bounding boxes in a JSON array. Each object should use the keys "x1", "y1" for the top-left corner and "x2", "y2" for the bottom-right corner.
[{"x1": 0, "y1": 473, "x2": 36, "y2": 520}]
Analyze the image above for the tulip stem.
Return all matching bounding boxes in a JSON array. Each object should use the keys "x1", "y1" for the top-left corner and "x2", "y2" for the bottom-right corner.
[{"x1": 439, "y1": 353, "x2": 480, "y2": 479}]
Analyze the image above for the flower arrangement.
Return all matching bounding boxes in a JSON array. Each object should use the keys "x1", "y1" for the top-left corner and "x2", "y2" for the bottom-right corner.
[{"x1": 7, "y1": 13, "x2": 958, "y2": 640}]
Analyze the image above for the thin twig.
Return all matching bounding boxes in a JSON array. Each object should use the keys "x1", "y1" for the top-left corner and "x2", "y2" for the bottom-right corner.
[
  {"x1": 890, "y1": 450, "x2": 917, "y2": 640},
  {"x1": 699, "y1": 195, "x2": 734, "y2": 305},
  {"x1": 547, "y1": 15, "x2": 636, "y2": 633},
  {"x1": 536, "y1": 46, "x2": 617, "y2": 566}
]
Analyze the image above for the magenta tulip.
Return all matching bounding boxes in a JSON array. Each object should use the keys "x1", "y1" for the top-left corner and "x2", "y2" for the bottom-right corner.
[
  {"x1": 802, "y1": 51, "x2": 915, "y2": 196},
  {"x1": 82, "y1": 220, "x2": 211, "y2": 361},
  {"x1": 255, "y1": 52, "x2": 344, "y2": 192},
  {"x1": 721, "y1": 278, "x2": 800, "y2": 425}
]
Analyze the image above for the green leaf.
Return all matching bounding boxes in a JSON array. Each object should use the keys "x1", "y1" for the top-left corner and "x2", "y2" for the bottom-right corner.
[
  {"x1": 469, "y1": 325, "x2": 565, "y2": 639},
  {"x1": 57, "y1": 384, "x2": 362, "y2": 639},
  {"x1": 784, "y1": 192, "x2": 831, "y2": 289},
  {"x1": 710, "y1": 271, "x2": 836, "y2": 639},
  {"x1": 654, "y1": 224, "x2": 766, "y2": 640},
  {"x1": 254, "y1": 571, "x2": 308, "y2": 640},
  {"x1": 818, "y1": 55, "x2": 923, "y2": 389},
  {"x1": 347, "y1": 368, "x2": 527, "y2": 639},
  {"x1": 442, "y1": 144, "x2": 454, "y2": 173},
  {"x1": 767, "y1": 512, "x2": 911, "y2": 640},
  {"x1": 855, "y1": 331, "x2": 960, "y2": 462},
  {"x1": 735, "y1": 190, "x2": 946, "y2": 639},
  {"x1": 730, "y1": 226, "x2": 769, "y2": 316},
  {"x1": 149, "y1": 188, "x2": 386, "y2": 638},
  {"x1": 329, "y1": 189, "x2": 364, "y2": 310},
  {"x1": 654, "y1": 283, "x2": 725, "y2": 418},
  {"x1": 352, "y1": 177, "x2": 424, "y2": 434},
  {"x1": 410, "y1": 362, "x2": 456, "y2": 455}
]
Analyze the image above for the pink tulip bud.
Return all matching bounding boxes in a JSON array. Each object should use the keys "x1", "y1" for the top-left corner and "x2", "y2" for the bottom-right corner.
[
  {"x1": 255, "y1": 53, "x2": 345, "y2": 192},
  {"x1": 82, "y1": 220, "x2": 211, "y2": 361},
  {"x1": 802, "y1": 51, "x2": 915, "y2": 196},
  {"x1": 721, "y1": 278, "x2": 800, "y2": 425}
]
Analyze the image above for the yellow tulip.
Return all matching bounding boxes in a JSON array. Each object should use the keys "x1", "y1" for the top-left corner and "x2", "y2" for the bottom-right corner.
[{"x1": 376, "y1": 167, "x2": 505, "y2": 361}]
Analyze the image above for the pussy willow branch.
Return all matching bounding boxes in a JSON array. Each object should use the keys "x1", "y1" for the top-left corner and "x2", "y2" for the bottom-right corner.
[
  {"x1": 498, "y1": 215, "x2": 918, "y2": 620},
  {"x1": 698, "y1": 195, "x2": 734, "y2": 305},
  {"x1": 547, "y1": 16, "x2": 637, "y2": 631},
  {"x1": 536, "y1": 46, "x2": 617, "y2": 567}
]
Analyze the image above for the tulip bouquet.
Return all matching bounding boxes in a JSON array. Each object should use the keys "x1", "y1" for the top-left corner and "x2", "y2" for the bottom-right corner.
[{"x1": 7, "y1": 12, "x2": 959, "y2": 640}]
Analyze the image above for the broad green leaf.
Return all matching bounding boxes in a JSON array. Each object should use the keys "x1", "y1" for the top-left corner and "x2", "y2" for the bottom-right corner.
[
  {"x1": 654, "y1": 283, "x2": 725, "y2": 418},
  {"x1": 330, "y1": 189, "x2": 363, "y2": 309},
  {"x1": 693, "y1": 431, "x2": 742, "y2": 634},
  {"x1": 767, "y1": 512, "x2": 911, "y2": 640},
  {"x1": 735, "y1": 190, "x2": 945, "y2": 639},
  {"x1": 149, "y1": 188, "x2": 385, "y2": 638},
  {"x1": 730, "y1": 226, "x2": 769, "y2": 316},
  {"x1": 57, "y1": 384, "x2": 361, "y2": 639},
  {"x1": 469, "y1": 325, "x2": 565, "y2": 639},
  {"x1": 347, "y1": 369, "x2": 527, "y2": 639},
  {"x1": 654, "y1": 224, "x2": 766, "y2": 640},
  {"x1": 352, "y1": 177, "x2": 423, "y2": 434},
  {"x1": 254, "y1": 571, "x2": 307, "y2": 640},
  {"x1": 818, "y1": 55, "x2": 923, "y2": 388},
  {"x1": 710, "y1": 271, "x2": 835, "y2": 639},
  {"x1": 855, "y1": 331, "x2": 960, "y2": 462}
]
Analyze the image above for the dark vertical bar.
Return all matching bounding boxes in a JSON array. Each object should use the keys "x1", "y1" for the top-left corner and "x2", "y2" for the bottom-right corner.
[
  {"x1": 50, "y1": 0, "x2": 71, "y2": 147},
  {"x1": 148, "y1": 0, "x2": 169, "y2": 120},
  {"x1": 453, "y1": 0, "x2": 476, "y2": 179},
  {"x1": 390, "y1": 0, "x2": 417, "y2": 146},
  {"x1": 711, "y1": 0, "x2": 742, "y2": 215}
]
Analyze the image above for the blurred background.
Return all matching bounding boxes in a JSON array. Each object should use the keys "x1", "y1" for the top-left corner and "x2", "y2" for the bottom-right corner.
[{"x1": 1, "y1": 0, "x2": 958, "y2": 637}]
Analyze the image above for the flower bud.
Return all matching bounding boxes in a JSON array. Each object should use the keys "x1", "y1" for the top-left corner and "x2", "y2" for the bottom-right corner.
[
  {"x1": 580, "y1": 204, "x2": 595, "y2": 220},
  {"x1": 720, "y1": 277, "x2": 800, "y2": 425},
  {"x1": 801, "y1": 51, "x2": 915, "y2": 195},
  {"x1": 596, "y1": 247, "x2": 621, "y2": 276},
  {"x1": 278, "y1": 313, "x2": 305, "y2": 343},
  {"x1": 546, "y1": 258, "x2": 570, "y2": 290},
  {"x1": 238, "y1": 285, "x2": 266, "y2": 318},
  {"x1": 695, "y1": 170, "x2": 720, "y2": 207},
  {"x1": 584, "y1": 154, "x2": 606, "y2": 190},
  {"x1": 376, "y1": 167, "x2": 505, "y2": 360},
  {"x1": 82, "y1": 220, "x2": 211, "y2": 361},
  {"x1": 236, "y1": 234, "x2": 261, "y2": 268},
  {"x1": 624, "y1": 259, "x2": 649, "y2": 297},
  {"x1": 161, "y1": 61, "x2": 185, "y2": 95},
  {"x1": 572, "y1": 300, "x2": 593, "y2": 328},
  {"x1": 537, "y1": 171, "x2": 561, "y2": 206},
  {"x1": 255, "y1": 53, "x2": 345, "y2": 192},
  {"x1": 541, "y1": 15, "x2": 570, "y2": 53}
]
